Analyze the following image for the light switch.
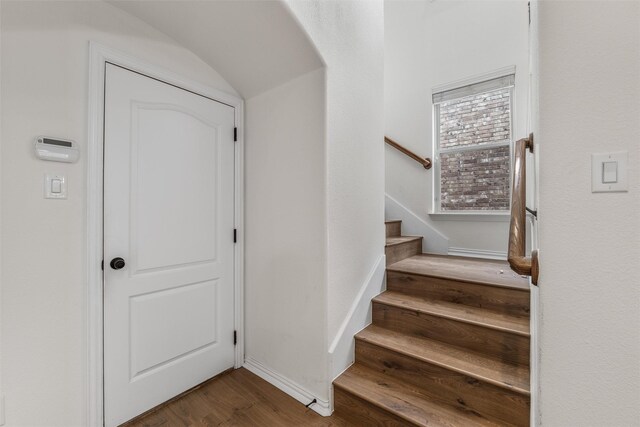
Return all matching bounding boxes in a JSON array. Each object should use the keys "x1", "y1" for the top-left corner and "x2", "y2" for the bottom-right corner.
[
  {"x1": 44, "y1": 174, "x2": 67, "y2": 199},
  {"x1": 592, "y1": 152, "x2": 628, "y2": 193},
  {"x1": 51, "y1": 179, "x2": 62, "y2": 194},
  {"x1": 602, "y1": 161, "x2": 618, "y2": 183}
]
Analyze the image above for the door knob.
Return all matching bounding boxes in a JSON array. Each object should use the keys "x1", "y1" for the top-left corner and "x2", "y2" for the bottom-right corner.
[{"x1": 110, "y1": 257, "x2": 126, "y2": 270}]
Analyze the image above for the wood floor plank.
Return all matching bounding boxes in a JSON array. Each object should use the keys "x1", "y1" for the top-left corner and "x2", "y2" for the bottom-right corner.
[
  {"x1": 385, "y1": 220, "x2": 402, "y2": 237},
  {"x1": 388, "y1": 254, "x2": 530, "y2": 290},
  {"x1": 385, "y1": 236, "x2": 422, "y2": 246},
  {"x1": 387, "y1": 270, "x2": 530, "y2": 318},
  {"x1": 374, "y1": 291, "x2": 530, "y2": 336},
  {"x1": 372, "y1": 300, "x2": 530, "y2": 366},
  {"x1": 334, "y1": 387, "x2": 413, "y2": 426},
  {"x1": 357, "y1": 325, "x2": 530, "y2": 394},
  {"x1": 122, "y1": 368, "x2": 351, "y2": 427},
  {"x1": 333, "y1": 365, "x2": 503, "y2": 427},
  {"x1": 355, "y1": 328, "x2": 530, "y2": 426},
  {"x1": 386, "y1": 236, "x2": 422, "y2": 265}
]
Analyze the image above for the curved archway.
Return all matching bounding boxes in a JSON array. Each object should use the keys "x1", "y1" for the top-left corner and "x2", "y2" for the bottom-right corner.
[{"x1": 109, "y1": 0, "x2": 324, "y2": 98}]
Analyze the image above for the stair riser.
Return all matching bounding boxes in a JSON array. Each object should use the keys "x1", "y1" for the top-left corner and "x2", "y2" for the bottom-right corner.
[
  {"x1": 387, "y1": 271, "x2": 530, "y2": 318},
  {"x1": 356, "y1": 340, "x2": 530, "y2": 426},
  {"x1": 386, "y1": 239, "x2": 422, "y2": 266},
  {"x1": 334, "y1": 386, "x2": 416, "y2": 426},
  {"x1": 385, "y1": 221, "x2": 402, "y2": 237},
  {"x1": 372, "y1": 302, "x2": 530, "y2": 366}
]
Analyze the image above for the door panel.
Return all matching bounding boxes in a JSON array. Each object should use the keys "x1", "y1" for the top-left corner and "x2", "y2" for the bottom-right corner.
[
  {"x1": 129, "y1": 280, "x2": 219, "y2": 378},
  {"x1": 132, "y1": 103, "x2": 219, "y2": 272},
  {"x1": 103, "y1": 64, "x2": 235, "y2": 427}
]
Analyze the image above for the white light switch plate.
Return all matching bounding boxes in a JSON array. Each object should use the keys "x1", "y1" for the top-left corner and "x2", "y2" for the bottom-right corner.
[
  {"x1": 44, "y1": 174, "x2": 67, "y2": 199},
  {"x1": 592, "y1": 151, "x2": 628, "y2": 193}
]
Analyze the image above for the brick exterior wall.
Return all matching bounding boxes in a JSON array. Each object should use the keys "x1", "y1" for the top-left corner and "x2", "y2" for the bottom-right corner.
[{"x1": 438, "y1": 87, "x2": 511, "y2": 211}]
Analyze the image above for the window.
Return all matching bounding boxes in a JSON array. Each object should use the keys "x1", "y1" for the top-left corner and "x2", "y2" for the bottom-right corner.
[{"x1": 432, "y1": 73, "x2": 515, "y2": 213}]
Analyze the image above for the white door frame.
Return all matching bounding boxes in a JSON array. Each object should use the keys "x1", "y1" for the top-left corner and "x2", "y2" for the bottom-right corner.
[
  {"x1": 86, "y1": 42, "x2": 244, "y2": 427},
  {"x1": 526, "y1": 1, "x2": 540, "y2": 426}
]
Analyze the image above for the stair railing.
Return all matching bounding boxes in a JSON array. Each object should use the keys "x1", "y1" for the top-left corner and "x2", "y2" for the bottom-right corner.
[
  {"x1": 385, "y1": 136, "x2": 432, "y2": 170},
  {"x1": 508, "y1": 133, "x2": 539, "y2": 285}
]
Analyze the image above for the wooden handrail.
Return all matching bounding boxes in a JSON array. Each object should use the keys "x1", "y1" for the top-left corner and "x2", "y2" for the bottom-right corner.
[
  {"x1": 508, "y1": 133, "x2": 539, "y2": 285},
  {"x1": 385, "y1": 136, "x2": 432, "y2": 169}
]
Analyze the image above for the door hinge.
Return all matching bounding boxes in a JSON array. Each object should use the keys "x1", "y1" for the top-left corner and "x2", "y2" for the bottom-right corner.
[
  {"x1": 233, "y1": 228, "x2": 237, "y2": 243},
  {"x1": 233, "y1": 330, "x2": 237, "y2": 345},
  {"x1": 101, "y1": 260, "x2": 104, "y2": 271},
  {"x1": 528, "y1": 1, "x2": 531, "y2": 25},
  {"x1": 234, "y1": 127, "x2": 237, "y2": 142}
]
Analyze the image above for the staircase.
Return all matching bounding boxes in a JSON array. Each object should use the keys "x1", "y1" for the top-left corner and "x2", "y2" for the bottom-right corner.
[{"x1": 333, "y1": 220, "x2": 531, "y2": 426}]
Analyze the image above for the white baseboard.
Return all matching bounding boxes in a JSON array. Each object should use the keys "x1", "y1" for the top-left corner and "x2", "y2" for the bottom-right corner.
[
  {"x1": 448, "y1": 247, "x2": 507, "y2": 260},
  {"x1": 243, "y1": 357, "x2": 332, "y2": 417},
  {"x1": 385, "y1": 194, "x2": 449, "y2": 254},
  {"x1": 328, "y1": 254, "x2": 386, "y2": 381}
]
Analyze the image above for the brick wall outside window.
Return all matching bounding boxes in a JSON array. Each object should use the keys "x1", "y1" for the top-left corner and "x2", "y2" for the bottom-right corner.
[{"x1": 437, "y1": 87, "x2": 512, "y2": 211}]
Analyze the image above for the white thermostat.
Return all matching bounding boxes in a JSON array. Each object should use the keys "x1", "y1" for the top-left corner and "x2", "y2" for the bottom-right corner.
[{"x1": 35, "y1": 136, "x2": 79, "y2": 163}]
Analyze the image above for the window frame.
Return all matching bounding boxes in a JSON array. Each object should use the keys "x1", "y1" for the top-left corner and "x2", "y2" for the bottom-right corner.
[{"x1": 431, "y1": 70, "x2": 516, "y2": 217}]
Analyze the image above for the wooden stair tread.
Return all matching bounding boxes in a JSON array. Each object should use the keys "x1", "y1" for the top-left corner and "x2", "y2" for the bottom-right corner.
[
  {"x1": 387, "y1": 254, "x2": 530, "y2": 290},
  {"x1": 386, "y1": 235, "x2": 422, "y2": 247},
  {"x1": 333, "y1": 364, "x2": 501, "y2": 427},
  {"x1": 357, "y1": 325, "x2": 530, "y2": 395},
  {"x1": 374, "y1": 291, "x2": 530, "y2": 336},
  {"x1": 385, "y1": 220, "x2": 402, "y2": 224}
]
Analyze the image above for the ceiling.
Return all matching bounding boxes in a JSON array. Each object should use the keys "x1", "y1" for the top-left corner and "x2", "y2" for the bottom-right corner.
[{"x1": 109, "y1": 0, "x2": 324, "y2": 98}]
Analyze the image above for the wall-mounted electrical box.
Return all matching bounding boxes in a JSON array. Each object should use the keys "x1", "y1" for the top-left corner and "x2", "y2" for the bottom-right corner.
[{"x1": 35, "y1": 136, "x2": 79, "y2": 163}]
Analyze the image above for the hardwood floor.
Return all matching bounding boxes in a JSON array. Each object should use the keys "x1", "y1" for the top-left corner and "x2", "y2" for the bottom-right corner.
[
  {"x1": 332, "y1": 220, "x2": 531, "y2": 425},
  {"x1": 122, "y1": 368, "x2": 351, "y2": 427}
]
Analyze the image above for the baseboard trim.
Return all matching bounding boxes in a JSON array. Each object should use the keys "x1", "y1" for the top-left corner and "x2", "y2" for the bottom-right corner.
[
  {"x1": 328, "y1": 254, "x2": 386, "y2": 381},
  {"x1": 243, "y1": 357, "x2": 332, "y2": 417},
  {"x1": 448, "y1": 247, "x2": 507, "y2": 260}
]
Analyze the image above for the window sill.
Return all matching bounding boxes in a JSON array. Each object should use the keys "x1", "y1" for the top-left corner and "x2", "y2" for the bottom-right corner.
[{"x1": 429, "y1": 212, "x2": 511, "y2": 222}]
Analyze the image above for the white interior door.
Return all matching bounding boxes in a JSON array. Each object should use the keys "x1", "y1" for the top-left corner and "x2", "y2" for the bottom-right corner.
[{"x1": 103, "y1": 63, "x2": 236, "y2": 427}]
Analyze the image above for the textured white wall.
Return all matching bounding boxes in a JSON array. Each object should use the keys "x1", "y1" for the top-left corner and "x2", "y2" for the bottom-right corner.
[
  {"x1": 537, "y1": 1, "x2": 640, "y2": 425},
  {"x1": 0, "y1": 2, "x2": 235, "y2": 426},
  {"x1": 385, "y1": 0, "x2": 529, "y2": 254},
  {"x1": 0, "y1": 0, "x2": 3, "y2": 422},
  {"x1": 244, "y1": 68, "x2": 327, "y2": 400},
  {"x1": 286, "y1": 0, "x2": 385, "y2": 354},
  {"x1": 1, "y1": 0, "x2": 384, "y2": 421}
]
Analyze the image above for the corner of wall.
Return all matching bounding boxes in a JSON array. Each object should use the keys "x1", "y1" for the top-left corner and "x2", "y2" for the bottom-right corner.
[
  {"x1": 243, "y1": 357, "x2": 332, "y2": 417},
  {"x1": 385, "y1": 193, "x2": 449, "y2": 254},
  {"x1": 328, "y1": 254, "x2": 386, "y2": 382}
]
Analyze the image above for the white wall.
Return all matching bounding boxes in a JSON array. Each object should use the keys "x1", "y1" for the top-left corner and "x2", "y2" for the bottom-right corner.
[
  {"x1": 0, "y1": 2, "x2": 236, "y2": 426},
  {"x1": 385, "y1": 0, "x2": 529, "y2": 254},
  {"x1": 0, "y1": 0, "x2": 3, "y2": 423},
  {"x1": 537, "y1": 1, "x2": 640, "y2": 425},
  {"x1": 244, "y1": 68, "x2": 327, "y2": 401},
  {"x1": 1, "y1": 0, "x2": 384, "y2": 421},
  {"x1": 285, "y1": 0, "x2": 385, "y2": 378}
]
